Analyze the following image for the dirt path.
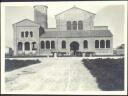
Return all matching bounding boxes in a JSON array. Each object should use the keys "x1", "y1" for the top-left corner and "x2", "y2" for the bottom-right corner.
[{"x1": 5, "y1": 57, "x2": 101, "y2": 93}]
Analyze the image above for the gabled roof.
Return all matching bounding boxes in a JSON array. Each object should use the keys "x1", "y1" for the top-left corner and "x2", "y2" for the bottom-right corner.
[
  {"x1": 40, "y1": 30, "x2": 113, "y2": 38},
  {"x1": 13, "y1": 19, "x2": 40, "y2": 27},
  {"x1": 55, "y1": 6, "x2": 96, "y2": 17}
]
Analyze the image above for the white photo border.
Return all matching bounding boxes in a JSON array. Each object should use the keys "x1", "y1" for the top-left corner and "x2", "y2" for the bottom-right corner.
[{"x1": 1, "y1": 1, "x2": 127, "y2": 95}]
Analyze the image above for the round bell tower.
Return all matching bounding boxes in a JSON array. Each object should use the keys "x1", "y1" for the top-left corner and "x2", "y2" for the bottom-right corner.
[{"x1": 34, "y1": 5, "x2": 48, "y2": 29}]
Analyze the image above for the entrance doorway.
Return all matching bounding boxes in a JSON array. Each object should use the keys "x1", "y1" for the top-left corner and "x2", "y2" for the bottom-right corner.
[{"x1": 70, "y1": 41, "x2": 79, "y2": 56}]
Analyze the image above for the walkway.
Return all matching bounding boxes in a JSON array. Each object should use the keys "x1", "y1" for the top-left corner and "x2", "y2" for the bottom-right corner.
[{"x1": 5, "y1": 57, "x2": 101, "y2": 93}]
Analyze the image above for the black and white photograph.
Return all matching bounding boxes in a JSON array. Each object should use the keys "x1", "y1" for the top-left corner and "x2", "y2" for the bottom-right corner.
[{"x1": 1, "y1": 1, "x2": 127, "y2": 95}]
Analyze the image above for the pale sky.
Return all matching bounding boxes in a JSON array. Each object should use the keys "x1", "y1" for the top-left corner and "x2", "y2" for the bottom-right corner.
[{"x1": 4, "y1": 2, "x2": 126, "y2": 49}]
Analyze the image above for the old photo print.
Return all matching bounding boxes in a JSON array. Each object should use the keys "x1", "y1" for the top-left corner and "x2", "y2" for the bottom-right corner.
[{"x1": 1, "y1": 1, "x2": 127, "y2": 95}]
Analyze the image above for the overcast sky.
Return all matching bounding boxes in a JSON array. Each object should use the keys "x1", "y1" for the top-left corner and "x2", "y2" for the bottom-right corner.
[{"x1": 4, "y1": 1, "x2": 126, "y2": 49}]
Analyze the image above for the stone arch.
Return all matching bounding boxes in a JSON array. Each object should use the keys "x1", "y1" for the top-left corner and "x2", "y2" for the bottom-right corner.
[
  {"x1": 30, "y1": 31, "x2": 33, "y2": 37},
  {"x1": 21, "y1": 32, "x2": 24, "y2": 37},
  {"x1": 106, "y1": 40, "x2": 110, "y2": 48},
  {"x1": 100, "y1": 40, "x2": 105, "y2": 48},
  {"x1": 70, "y1": 41, "x2": 79, "y2": 51},
  {"x1": 32, "y1": 42, "x2": 36, "y2": 50},
  {"x1": 18, "y1": 42, "x2": 22, "y2": 50},
  {"x1": 25, "y1": 31, "x2": 29, "y2": 37},
  {"x1": 25, "y1": 42, "x2": 30, "y2": 50},
  {"x1": 83, "y1": 40, "x2": 88, "y2": 48},
  {"x1": 78, "y1": 20, "x2": 83, "y2": 30},
  {"x1": 41, "y1": 41, "x2": 45, "y2": 49},
  {"x1": 95, "y1": 40, "x2": 99, "y2": 48},
  {"x1": 67, "y1": 21, "x2": 71, "y2": 30},
  {"x1": 62, "y1": 40, "x2": 66, "y2": 49},
  {"x1": 73, "y1": 21, "x2": 77, "y2": 30},
  {"x1": 51, "y1": 41, "x2": 55, "y2": 49},
  {"x1": 46, "y1": 41, "x2": 50, "y2": 49}
]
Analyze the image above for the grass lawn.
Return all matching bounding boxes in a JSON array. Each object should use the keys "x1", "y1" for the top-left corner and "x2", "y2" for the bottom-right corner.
[
  {"x1": 82, "y1": 58, "x2": 124, "y2": 91},
  {"x1": 5, "y1": 59, "x2": 41, "y2": 72}
]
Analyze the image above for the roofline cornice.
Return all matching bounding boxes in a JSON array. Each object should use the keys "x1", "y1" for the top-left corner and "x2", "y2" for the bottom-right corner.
[{"x1": 55, "y1": 6, "x2": 96, "y2": 18}]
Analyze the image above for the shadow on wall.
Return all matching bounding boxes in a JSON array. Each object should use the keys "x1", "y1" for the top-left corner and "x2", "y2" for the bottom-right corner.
[
  {"x1": 82, "y1": 58, "x2": 124, "y2": 91},
  {"x1": 39, "y1": 26, "x2": 45, "y2": 36}
]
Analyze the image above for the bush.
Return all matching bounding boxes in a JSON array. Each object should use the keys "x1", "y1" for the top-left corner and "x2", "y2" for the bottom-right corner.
[
  {"x1": 82, "y1": 58, "x2": 124, "y2": 91},
  {"x1": 5, "y1": 59, "x2": 41, "y2": 72}
]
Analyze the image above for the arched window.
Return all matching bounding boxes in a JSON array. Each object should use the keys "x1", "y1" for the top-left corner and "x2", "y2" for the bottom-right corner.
[
  {"x1": 62, "y1": 41, "x2": 66, "y2": 49},
  {"x1": 46, "y1": 41, "x2": 50, "y2": 49},
  {"x1": 100, "y1": 40, "x2": 105, "y2": 48},
  {"x1": 73, "y1": 21, "x2": 77, "y2": 30},
  {"x1": 51, "y1": 41, "x2": 55, "y2": 49},
  {"x1": 84, "y1": 40, "x2": 88, "y2": 48},
  {"x1": 95, "y1": 40, "x2": 99, "y2": 48},
  {"x1": 25, "y1": 42, "x2": 30, "y2": 50},
  {"x1": 106, "y1": 40, "x2": 110, "y2": 48},
  {"x1": 30, "y1": 31, "x2": 33, "y2": 37},
  {"x1": 41, "y1": 41, "x2": 45, "y2": 49},
  {"x1": 32, "y1": 42, "x2": 36, "y2": 50},
  {"x1": 67, "y1": 21, "x2": 71, "y2": 30},
  {"x1": 18, "y1": 42, "x2": 22, "y2": 50},
  {"x1": 25, "y1": 31, "x2": 29, "y2": 37},
  {"x1": 78, "y1": 21, "x2": 83, "y2": 30},
  {"x1": 21, "y1": 32, "x2": 24, "y2": 37}
]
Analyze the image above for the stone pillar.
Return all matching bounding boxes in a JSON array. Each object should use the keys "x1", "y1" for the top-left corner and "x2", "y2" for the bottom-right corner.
[
  {"x1": 104, "y1": 40, "x2": 106, "y2": 48},
  {"x1": 30, "y1": 42, "x2": 32, "y2": 51},
  {"x1": 22, "y1": 42, "x2": 24, "y2": 53},
  {"x1": 22, "y1": 42, "x2": 25, "y2": 55},
  {"x1": 36, "y1": 42, "x2": 39, "y2": 56},
  {"x1": 99, "y1": 40, "x2": 100, "y2": 48},
  {"x1": 54, "y1": 52, "x2": 57, "y2": 58},
  {"x1": 90, "y1": 53, "x2": 92, "y2": 57},
  {"x1": 82, "y1": 53, "x2": 85, "y2": 57},
  {"x1": 14, "y1": 42, "x2": 17, "y2": 56}
]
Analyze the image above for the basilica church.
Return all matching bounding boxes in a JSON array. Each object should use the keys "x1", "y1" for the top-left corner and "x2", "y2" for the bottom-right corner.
[{"x1": 13, "y1": 5, "x2": 113, "y2": 57}]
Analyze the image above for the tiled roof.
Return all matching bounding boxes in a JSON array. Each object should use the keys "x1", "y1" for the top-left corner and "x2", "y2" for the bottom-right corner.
[
  {"x1": 40, "y1": 30, "x2": 113, "y2": 38},
  {"x1": 13, "y1": 19, "x2": 40, "y2": 27},
  {"x1": 55, "y1": 6, "x2": 96, "y2": 17}
]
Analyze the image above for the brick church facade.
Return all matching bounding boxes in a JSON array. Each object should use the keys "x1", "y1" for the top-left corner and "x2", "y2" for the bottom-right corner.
[{"x1": 13, "y1": 5, "x2": 113, "y2": 57}]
